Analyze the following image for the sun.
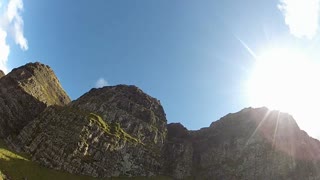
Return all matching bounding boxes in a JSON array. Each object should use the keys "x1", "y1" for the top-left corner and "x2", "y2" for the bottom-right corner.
[{"x1": 247, "y1": 47, "x2": 320, "y2": 137}]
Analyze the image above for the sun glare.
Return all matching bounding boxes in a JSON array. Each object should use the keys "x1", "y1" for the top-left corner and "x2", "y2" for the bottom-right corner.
[{"x1": 248, "y1": 47, "x2": 320, "y2": 138}]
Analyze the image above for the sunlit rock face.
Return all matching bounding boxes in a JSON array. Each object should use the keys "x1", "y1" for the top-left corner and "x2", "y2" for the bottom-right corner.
[
  {"x1": 16, "y1": 85, "x2": 168, "y2": 177},
  {"x1": 70, "y1": 85, "x2": 167, "y2": 149},
  {"x1": 2, "y1": 62, "x2": 320, "y2": 179},
  {"x1": 165, "y1": 107, "x2": 320, "y2": 179},
  {"x1": 0, "y1": 62, "x2": 71, "y2": 137}
]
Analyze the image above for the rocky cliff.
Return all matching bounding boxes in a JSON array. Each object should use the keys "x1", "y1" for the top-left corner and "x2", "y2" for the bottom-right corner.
[
  {"x1": 1, "y1": 62, "x2": 320, "y2": 179},
  {"x1": 0, "y1": 62, "x2": 70, "y2": 137},
  {"x1": 165, "y1": 108, "x2": 320, "y2": 179},
  {"x1": 16, "y1": 85, "x2": 167, "y2": 177}
]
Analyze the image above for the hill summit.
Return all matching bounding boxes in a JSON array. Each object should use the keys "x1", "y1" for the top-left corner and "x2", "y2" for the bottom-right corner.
[
  {"x1": 0, "y1": 62, "x2": 70, "y2": 137},
  {"x1": 1, "y1": 62, "x2": 320, "y2": 179}
]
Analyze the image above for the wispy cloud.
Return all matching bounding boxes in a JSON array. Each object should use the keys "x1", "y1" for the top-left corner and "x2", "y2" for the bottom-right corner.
[
  {"x1": 0, "y1": 30, "x2": 10, "y2": 72},
  {"x1": 95, "y1": 78, "x2": 109, "y2": 88},
  {"x1": 0, "y1": 0, "x2": 28, "y2": 73},
  {"x1": 278, "y1": 0, "x2": 320, "y2": 39}
]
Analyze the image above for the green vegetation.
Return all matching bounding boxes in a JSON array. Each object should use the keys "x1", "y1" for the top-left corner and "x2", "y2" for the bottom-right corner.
[
  {"x1": 89, "y1": 113, "x2": 110, "y2": 131},
  {"x1": 0, "y1": 140, "x2": 171, "y2": 180},
  {"x1": 88, "y1": 113, "x2": 141, "y2": 144},
  {"x1": 0, "y1": 140, "x2": 99, "y2": 180}
]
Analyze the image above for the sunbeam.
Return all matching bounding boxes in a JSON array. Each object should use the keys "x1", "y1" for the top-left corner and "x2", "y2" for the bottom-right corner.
[
  {"x1": 246, "y1": 109, "x2": 271, "y2": 146},
  {"x1": 247, "y1": 46, "x2": 320, "y2": 138},
  {"x1": 272, "y1": 111, "x2": 280, "y2": 148}
]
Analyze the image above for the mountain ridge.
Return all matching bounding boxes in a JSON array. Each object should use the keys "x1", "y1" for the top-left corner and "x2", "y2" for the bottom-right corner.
[{"x1": 0, "y1": 62, "x2": 320, "y2": 179}]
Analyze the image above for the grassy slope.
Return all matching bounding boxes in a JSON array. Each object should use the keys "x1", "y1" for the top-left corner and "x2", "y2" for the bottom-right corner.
[
  {"x1": 0, "y1": 140, "x2": 170, "y2": 180},
  {"x1": 0, "y1": 140, "x2": 101, "y2": 180}
]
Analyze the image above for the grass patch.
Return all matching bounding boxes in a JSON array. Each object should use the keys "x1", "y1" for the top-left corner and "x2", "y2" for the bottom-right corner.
[
  {"x1": 88, "y1": 113, "x2": 141, "y2": 144},
  {"x1": 0, "y1": 140, "x2": 101, "y2": 180},
  {"x1": 0, "y1": 140, "x2": 171, "y2": 180}
]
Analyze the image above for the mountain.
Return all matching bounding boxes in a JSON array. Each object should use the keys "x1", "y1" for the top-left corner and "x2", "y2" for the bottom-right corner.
[
  {"x1": 16, "y1": 85, "x2": 167, "y2": 177},
  {"x1": 165, "y1": 108, "x2": 320, "y2": 179},
  {"x1": 0, "y1": 62, "x2": 70, "y2": 138},
  {"x1": 1, "y1": 62, "x2": 320, "y2": 179}
]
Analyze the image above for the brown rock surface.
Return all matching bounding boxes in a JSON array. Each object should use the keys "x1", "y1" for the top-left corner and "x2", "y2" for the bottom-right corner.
[
  {"x1": 17, "y1": 85, "x2": 168, "y2": 177},
  {"x1": 0, "y1": 62, "x2": 70, "y2": 137},
  {"x1": 70, "y1": 85, "x2": 167, "y2": 148}
]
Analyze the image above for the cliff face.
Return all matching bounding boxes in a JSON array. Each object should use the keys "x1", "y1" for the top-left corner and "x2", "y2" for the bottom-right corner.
[
  {"x1": 17, "y1": 85, "x2": 167, "y2": 177},
  {"x1": 0, "y1": 62, "x2": 70, "y2": 137},
  {"x1": 70, "y1": 85, "x2": 167, "y2": 148},
  {"x1": 165, "y1": 107, "x2": 320, "y2": 179},
  {"x1": 2, "y1": 62, "x2": 320, "y2": 179},
  {"x1": 162, "y1": 123, "x2": 193, "y2": 178}
]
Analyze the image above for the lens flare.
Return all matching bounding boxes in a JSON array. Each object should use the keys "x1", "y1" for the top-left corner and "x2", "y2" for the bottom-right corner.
[{"x1": 247, "y1": 47, "x2": 320, "y2": 138}]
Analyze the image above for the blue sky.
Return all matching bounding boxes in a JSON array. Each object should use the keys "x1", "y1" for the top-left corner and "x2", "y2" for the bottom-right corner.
[{"x1": 2, "y1": 0, "x2": 320, "y2": 133}]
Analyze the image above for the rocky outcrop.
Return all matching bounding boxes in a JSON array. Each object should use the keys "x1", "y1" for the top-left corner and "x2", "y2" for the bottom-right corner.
[
  {"x1": 70, "y1": 85, "x2": 167, "y2": 148},
  {"x1": 17, "y1": 85, "x2": 167, "y2": 177},
  {"x1": 165, "y1": 107, "x2": 320, "y2": 179},
  {"x1": 0, "y1": 62, "x2": 70, "y2": 137},
  {"x1": 7, "y1": 62, "x2": 71, "y2": 106}
]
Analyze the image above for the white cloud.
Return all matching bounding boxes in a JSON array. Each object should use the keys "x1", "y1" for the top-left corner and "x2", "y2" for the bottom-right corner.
[
  {"x1": 0, "y1": 29, "x2": 10, "y2": 73},
  {"x1": 95, "y1": 78, "x2": 109, "y2": 88},
  {"x1": 278, "y1": 0, "x2": 320, "y2": 39},
  {"x1": 0, "y1": 0, "x2": 28, "y2": 73}
]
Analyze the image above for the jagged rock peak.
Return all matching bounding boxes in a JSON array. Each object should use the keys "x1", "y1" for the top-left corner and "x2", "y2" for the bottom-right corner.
[
  {"x1": 70, "y1": 84, "x2": 167, "y2": 150},
  {"x1": 73, "y1": 84, "x2": 166, "y2": 124},
  {"x1": 16, "y1": 84, "x2": 169, "y2": 177},
  {"x1": 5, "y1": 62, "x2": 71, "y2": 106},
  {"x1": 0, "y1": 62, "x2": 71, "y2": 137},
  {"x1": 81, "y1": 84, "x2": 165, "y2": 115}
]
